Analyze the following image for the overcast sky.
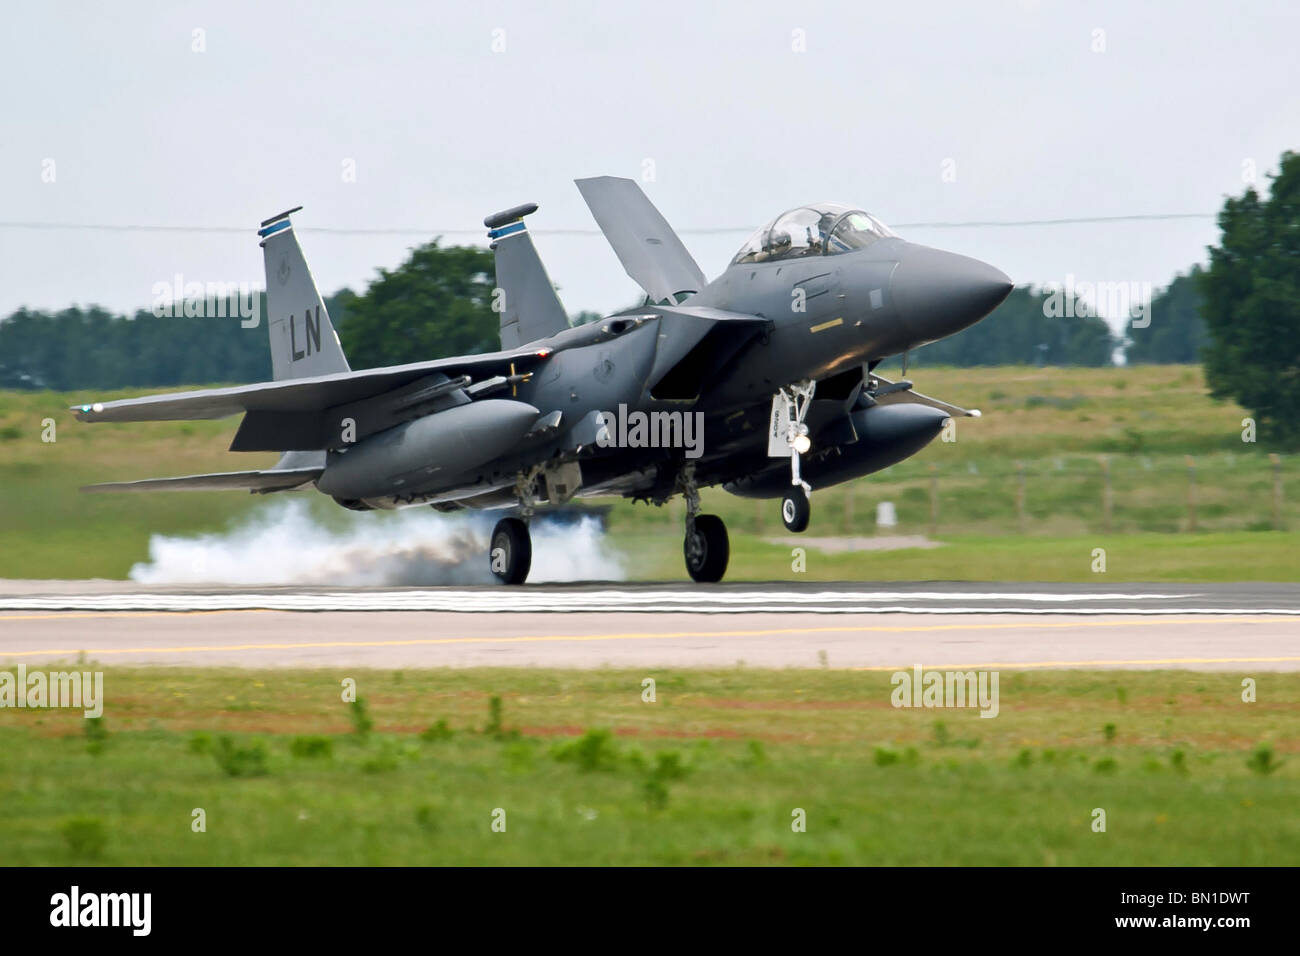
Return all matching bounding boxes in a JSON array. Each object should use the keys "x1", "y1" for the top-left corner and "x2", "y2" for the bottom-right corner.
[{"x1": 3, "y1": 0, "x2": 1296, "y2": 328}]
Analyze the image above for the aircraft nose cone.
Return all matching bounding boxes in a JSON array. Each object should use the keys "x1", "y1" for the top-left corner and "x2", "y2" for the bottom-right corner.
[{"x1": 890, "y1": 244, "x2": 1013, "y2": 344}]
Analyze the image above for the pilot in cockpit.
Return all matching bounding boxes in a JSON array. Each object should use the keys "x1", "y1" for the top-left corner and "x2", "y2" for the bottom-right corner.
[
  {"x1": 810, "y1": 211, "x2": 839, "y2": 254},
  {"x1": 730, "y1": 205, "x2": 896, "y2": 266}
]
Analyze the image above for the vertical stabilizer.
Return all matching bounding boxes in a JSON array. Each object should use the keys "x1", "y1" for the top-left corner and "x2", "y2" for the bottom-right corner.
[
  {"x1": 259, "y1": 208, "x2": 351, "y2": 381},
  {"x1": 575, "y1": 176, "x2": 706, "y2": 303},
  {"x1": 485, "y1": 203, "x2": 570, "y2": 349}
]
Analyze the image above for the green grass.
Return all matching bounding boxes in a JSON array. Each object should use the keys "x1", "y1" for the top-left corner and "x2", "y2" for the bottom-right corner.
[
  {"x1": 0, "y1": 365, "x2": 1295, "y2": 580},
  {"x1": 617, "y1": 530, "x2": 1300, "y2": 581},
  {"x1": 1, "y1": 667, "x2": 1296, "y2": 865},
  {"x1": 0, "y1": 387, "x2": 278, "y2": 578}
]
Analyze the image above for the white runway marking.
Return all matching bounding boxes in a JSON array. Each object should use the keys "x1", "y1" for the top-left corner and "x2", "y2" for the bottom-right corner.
[{"x1": 2, "y1": 587, "x2": 1297, "y2": 615}]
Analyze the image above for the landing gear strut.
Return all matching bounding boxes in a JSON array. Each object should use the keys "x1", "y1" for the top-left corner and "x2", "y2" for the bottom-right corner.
[
  {"x1": 679, "y1": 462, "x2": 729, "y2": 583},
  {"x1": 489, "y1": 468, "x2": 541, "y2": 585},
  {"x1": 777, "y1": 380, "x2": 816, "y2": 532}
]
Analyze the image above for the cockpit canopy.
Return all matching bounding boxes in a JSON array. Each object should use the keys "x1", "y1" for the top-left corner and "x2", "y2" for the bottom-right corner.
[{"x1": 731, "y1": 202, "x2": 897, "y2": 265}]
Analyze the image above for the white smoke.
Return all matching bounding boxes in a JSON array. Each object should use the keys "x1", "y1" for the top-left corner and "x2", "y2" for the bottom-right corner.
[{"x1": 128, "y1": 499, "x2": 626, "y2": 586}]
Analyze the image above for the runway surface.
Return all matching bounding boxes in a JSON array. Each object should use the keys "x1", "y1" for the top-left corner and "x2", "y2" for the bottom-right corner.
[
  {"x1": 1, "y1": 581, "x2": 1297, "y2": 670},
  {"x1": 4, "y1": 580, "x2": 1300, "y2": 614}
]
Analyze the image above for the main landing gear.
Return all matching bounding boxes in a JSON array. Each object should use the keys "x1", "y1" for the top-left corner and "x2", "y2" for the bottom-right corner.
[
  {"x1": 679, "y1": 462, "x2": 729, "y2": 583},
  {"x1": 489, "y1": 517, "x2": 531, "y2": 585},
  {"x1": 490, "y1": 468, "x2": 540, "y2": 585},
  {"x1": 777, "y1": 380, "x2": 816, "y2": 533}
]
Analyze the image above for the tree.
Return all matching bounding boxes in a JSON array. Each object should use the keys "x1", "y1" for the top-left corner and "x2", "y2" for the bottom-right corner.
[
  {"x1": 0, "y1": 290, "x2": 355, "y2": 390},
  {"x1": 0, "y1": 304, "x2": 271, "y2": 390},
  {"x1": 1125, "y1": 267, "x2": 1210, "y2": 364},
  {"x1": 336, "y1": 240, "x2": 499, "y2": 369},
  {"x1": 1200, "y1": 151, "x2": 1300, "y2": 445},
  {"x1": 0, "y1": 240, "x2": 499, "y2": 389}
]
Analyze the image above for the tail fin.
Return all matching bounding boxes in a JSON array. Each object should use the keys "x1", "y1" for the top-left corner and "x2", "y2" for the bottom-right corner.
[
  {"x1": 258, "y1": 208, "x2": 351, "y2": 381},
  {"x1": 575, "y1": 176, "x2": 706, "y2": 304},
  {"x1": 485, "y1": 203, "x2": 570, "y2": 349}
]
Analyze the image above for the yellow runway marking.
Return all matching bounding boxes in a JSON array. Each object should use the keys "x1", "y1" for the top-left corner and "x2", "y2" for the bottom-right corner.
[{"x1": 0, "y1": 614, "x2": 1294, "y2": 661}]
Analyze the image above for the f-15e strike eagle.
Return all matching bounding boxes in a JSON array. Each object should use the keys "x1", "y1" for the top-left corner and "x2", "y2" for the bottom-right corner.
[{"x1": 74, "y1": 178, "x2": 1011, "y2": 584}]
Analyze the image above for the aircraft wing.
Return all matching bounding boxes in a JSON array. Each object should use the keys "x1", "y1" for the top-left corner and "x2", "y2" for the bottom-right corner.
[
  {"x1": 70, "y1": 347, "x2": 550, "y2": 424},
  {"x1": 575, "y1": 176, "x2": 707, "y2": 303},
  {"x1": 81, "y1": 467, "x2": 321, "y2": 494},
  {"x1": 869, "y1": 373, "x2": 981, "y2": 418}
]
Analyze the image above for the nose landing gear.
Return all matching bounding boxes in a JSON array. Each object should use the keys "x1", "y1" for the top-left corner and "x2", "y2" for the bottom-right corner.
[
  {"x1": 781, "y1": 486, "x2": 811, "y2": 532},
  {"x1": 775, "y1": 380, "x2": 816, "y2": 532}
]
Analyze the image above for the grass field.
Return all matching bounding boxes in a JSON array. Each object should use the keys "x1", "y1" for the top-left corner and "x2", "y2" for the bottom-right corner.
[
  {"x1": 0, "y1": 364, "x2": 1296, "y2": 580},
  {"x1": 619, "y1": 530, "x2": 1300, "y2": 581},
  {"x1": 1, "y1": 666, "x2": 1296, "y2": 865},
  {"x1": 4, "y1": 368, "x2": 1293, "y2": 868}
]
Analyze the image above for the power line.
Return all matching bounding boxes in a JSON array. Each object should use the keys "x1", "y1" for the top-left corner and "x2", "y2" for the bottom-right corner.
[
  {"x1": 0, "y1": 211, "x2": 1217, "y2": 238},
  {"x1": 893, "y1": 212, "x2": 1215, "y2": 229}
]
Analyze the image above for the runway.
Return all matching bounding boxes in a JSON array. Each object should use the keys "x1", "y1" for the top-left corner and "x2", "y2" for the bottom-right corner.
[
  {"x1": 4, "y1": 580, "x2": 1300, "y2": 615},
  {"x1": 1, "y1": 581, "x2": 1297, "y2": 670}
]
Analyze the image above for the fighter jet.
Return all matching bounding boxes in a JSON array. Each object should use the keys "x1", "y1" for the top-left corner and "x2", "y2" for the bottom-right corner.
[{"x1": 74, "y1": 178, "x2": 1011, "y2": 584}]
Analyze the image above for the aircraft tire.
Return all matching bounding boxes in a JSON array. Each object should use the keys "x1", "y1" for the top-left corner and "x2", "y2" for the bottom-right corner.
[
  {"x1": 489, "y1": 517, "x2": 532, "y2": 585},
  {"x1": 684, "y1": 514, "x2": 729, "y2": 583},
  {"x1": 781, "y1": 488, "x2": 811, "y2": 533}
]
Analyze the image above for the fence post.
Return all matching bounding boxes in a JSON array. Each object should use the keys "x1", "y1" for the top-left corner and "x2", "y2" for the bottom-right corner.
[
  {"x1": 1100, "y1": 455, "x2": 1112, "y2": 534},
  {"x1": 1016, "y1": 461, "x2": 1026, "y2": 533},
  {"x1": 1271, "y1": 453, "x2": 1282, "y2": 530},
  {"x1": 1185, "y1": 455, "x2": 1197, "y2": 532},
  {"x1": 928, "y1": 463, "x2": 938, "y2": 537}
]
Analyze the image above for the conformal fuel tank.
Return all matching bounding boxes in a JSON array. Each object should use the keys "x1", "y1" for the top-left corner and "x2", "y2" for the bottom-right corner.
[{"x1": 316, "y1": 399, "x2": 540, "y2": 500}]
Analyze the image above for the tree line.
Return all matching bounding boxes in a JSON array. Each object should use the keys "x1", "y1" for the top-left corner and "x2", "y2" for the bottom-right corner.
[{"x1": 0, "y1": 254, "x2": 1208, "y2": 391}]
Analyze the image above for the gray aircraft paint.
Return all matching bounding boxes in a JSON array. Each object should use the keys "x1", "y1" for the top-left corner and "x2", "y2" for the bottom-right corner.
[
  {"x1": 575, "y1": 176, "x2": 706, "y2": 303},
  {"x1": 486, "y1": 204, "x2": 570, "y2": 349},
  {"x1": 75, "y1": 184, "x2": 1010, "y2": 515},
  {"x1": 259, "y1": 209, "x2": 350, "y2": 382}
]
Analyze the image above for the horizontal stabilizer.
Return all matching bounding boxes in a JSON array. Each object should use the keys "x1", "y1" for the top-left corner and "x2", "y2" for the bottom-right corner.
[
  {"x1": 80, "y1": 467, "x2": 322, "y2": 494},
  {"x1": 575, "y1": 176, "x2": 706, "y2": 303}
]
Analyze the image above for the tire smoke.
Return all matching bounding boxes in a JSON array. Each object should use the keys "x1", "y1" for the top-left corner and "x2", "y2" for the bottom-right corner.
[{"x1": 128, "y1": 500, "x2": 625, "y2": 586}]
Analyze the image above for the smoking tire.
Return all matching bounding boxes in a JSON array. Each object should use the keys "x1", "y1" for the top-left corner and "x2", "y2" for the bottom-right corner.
[
  {"x1": 489, "y1": 517, "x2": 532, "y2": 585},
  {"x1": 781, "y1": 488, "x2": 811, "y2": 533},
  {"x1": 684, "y1": 513, "x2": 729, "y2": 583}
]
